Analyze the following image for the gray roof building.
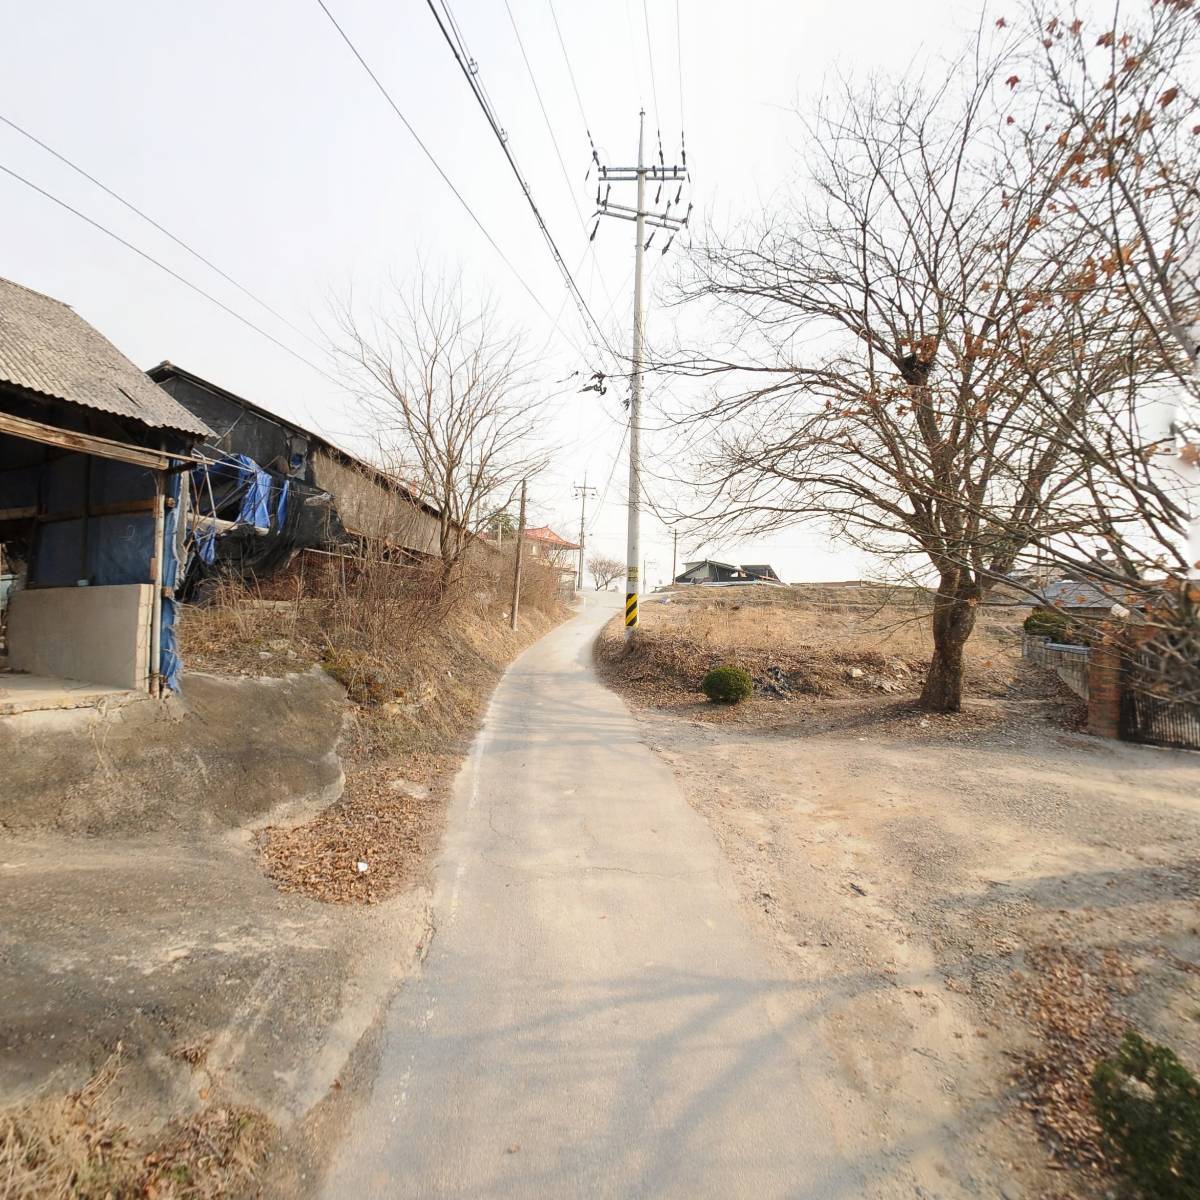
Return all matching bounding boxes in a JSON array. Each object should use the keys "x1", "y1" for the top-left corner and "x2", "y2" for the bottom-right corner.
[{"x1": 0, "y1": 277, "x2": 208, "y2": 437}]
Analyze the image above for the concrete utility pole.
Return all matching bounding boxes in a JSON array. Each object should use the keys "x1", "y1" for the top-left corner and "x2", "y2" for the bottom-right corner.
[
  {"x1": 509, "y1": 479, "x2": 526, "y2": 632},
  {"x1": 591, "y1": 112, "x2": 690, "y2": 635},
  {"x1": 573, "y1": 474, "x2": 597, "y2": 591},
  {"x1": 671, "y1": 528, "x2": 678, "y2": 584}
]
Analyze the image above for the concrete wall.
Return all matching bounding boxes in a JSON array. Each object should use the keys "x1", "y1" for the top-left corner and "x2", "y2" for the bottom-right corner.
[{"x1": 8, "y1": 584, "x2": 151, "y2": 690}]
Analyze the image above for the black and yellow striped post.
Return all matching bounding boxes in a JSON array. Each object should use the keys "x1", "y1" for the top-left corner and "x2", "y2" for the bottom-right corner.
[{"x1": 625, "y1": 590, "x2": 638, "y2": 629}]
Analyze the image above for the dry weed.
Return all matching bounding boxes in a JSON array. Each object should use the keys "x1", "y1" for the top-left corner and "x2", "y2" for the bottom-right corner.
[{"x1": 0, "y1": 1048, "x2": 273, "y2": 1200}]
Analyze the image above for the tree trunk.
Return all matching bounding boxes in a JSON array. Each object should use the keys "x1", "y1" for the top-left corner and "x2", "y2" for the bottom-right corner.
[{"x1": 919, "y1": 575, "x2": 979, "y2": 713}]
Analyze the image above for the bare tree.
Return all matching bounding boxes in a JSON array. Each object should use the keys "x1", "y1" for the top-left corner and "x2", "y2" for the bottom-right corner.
[
  {"x1": 662, "y1": 9, "x2": 1200, "y2": 712},
  {"x1": 667, "y1": 52, "x2": 1095, "y2": 709},
  {"x1": 335, "y1": 277, "x2": 549, "y2": 589},
  {"x1": 1014, "y1": 0, "x2": 1200, "y2": 703},
  {"x1": 588, "y1": 553, "x2": 624, "y2": 590}
]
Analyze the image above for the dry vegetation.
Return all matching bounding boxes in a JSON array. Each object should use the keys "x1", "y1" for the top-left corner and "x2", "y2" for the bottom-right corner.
[
  {"x1": 600, "y1": 584, "x2": 1199, "y2": 1197},
  {"x1": 180, "y1": 545, "x2": 566, "y2": 904},
  {"x1": 596, "y1": 583, "x2": 1069, "y2": 731},
  {"x1": 0, "y1": 1049, "x2": 274, "y2": 1200}
]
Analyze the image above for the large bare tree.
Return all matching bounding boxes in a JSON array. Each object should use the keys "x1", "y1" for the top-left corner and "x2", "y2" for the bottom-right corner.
[
  {"x1": 665, "y1": 19, "x2": 1192, "y2": 711},
  {"x1": 335, "y1": 277, "x2": 548, "y2": 589}
]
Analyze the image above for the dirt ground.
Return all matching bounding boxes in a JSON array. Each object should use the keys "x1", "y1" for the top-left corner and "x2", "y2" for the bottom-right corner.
[
  {"x1": 1, "y1": 586, "x2": 566, "y2": 1198},
  {"x1": 598, "y1": 587, "x2": 1200, "y2": 1199}
]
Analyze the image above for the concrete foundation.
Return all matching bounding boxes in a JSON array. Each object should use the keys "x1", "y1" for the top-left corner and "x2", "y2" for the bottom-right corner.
[{"x1": 7, "y1": 583, "x2": 152, "y2": 690}]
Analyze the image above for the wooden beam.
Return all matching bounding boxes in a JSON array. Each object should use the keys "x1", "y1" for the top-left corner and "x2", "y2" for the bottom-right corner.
[
  {"x1": 0, "y1": 505, "x2": 37, "y2": 521},
  {"x1": 0, "y1": 410, "x2": 176, "y2": 470},
  {"x1": 34, "y1": 497, "x2": 159, "y2": 525}
]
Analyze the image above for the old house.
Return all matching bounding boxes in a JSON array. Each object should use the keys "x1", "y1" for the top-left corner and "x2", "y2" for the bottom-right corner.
[
  {"x1": 0, "y1": 278, "x2": 210, "y2": 709},
  {"x1": 147, "y1": 363, "x2": 444, "y2": 581},
  {"x1": 673, "y1": 559, "x2": 785, "y2": 586},
  {"x1": 521, "y1": 525, "x2": 579, "y2": 590}
]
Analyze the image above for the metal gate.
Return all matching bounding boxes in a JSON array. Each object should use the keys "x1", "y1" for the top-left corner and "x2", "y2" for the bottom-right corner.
[{"x1": 1120, "y1": 681, "x2": 1200, "y2": 751}]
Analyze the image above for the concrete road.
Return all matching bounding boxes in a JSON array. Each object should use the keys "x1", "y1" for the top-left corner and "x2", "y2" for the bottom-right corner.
[{"x1": 321, "y1": 596, "x2": 862, "y2": 1199}]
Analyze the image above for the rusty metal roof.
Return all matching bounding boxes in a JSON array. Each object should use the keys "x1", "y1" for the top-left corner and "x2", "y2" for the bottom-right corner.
[{"x1": 0, "y1": 276, "x2": 210, "y2": 437}]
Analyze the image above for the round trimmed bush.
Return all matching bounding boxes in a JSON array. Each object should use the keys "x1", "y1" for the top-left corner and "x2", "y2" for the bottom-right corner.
[
  {"x1": 1023, "y1": 606, "x2": 1071, "y2": 641},
  {"x1": 701, "y1": 665, "x2": 754, "y2": 704}
]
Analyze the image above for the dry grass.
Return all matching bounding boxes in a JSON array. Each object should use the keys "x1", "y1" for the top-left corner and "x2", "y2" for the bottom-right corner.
[
  {"x1": 177, "y1": 544, "x2": 568, "y2": 905},
  {"x1": 0, "y1": 1049, "x2": 274, "y2": 1200},
  {"x1": 597, "y1": 586, "x2": 1028, "y2": 715}
]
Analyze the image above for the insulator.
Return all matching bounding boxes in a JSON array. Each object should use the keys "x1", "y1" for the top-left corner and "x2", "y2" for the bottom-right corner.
[
  {"x1": 675, "y1": 184, "x2": 683, "y2": 205},
  {"x1": 655, "y1": 184, "x2": 662, "y2": 204},
  {"x1": 661, "y1": 235, "x2": 675, "y2": 256},
  {"x1": 644, "y1": 231, "x2": 655, "y2": 251},
  {"x1": 589, "y1": 219, "x2": 600, "y2": 242}
]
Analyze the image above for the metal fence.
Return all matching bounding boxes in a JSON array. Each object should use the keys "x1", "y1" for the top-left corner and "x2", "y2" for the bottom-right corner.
[
  {"x1": 1022, "y1": 635, "x2": 1090, "y2": 700},
  {"x1": 1120, "y1": 650, "x2": 1200, "y2": 751}
]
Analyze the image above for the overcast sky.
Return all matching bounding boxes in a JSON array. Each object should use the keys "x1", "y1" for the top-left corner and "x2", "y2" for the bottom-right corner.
[{"x1": 2, "y1": 0, "x2": 990, "y2": 585}]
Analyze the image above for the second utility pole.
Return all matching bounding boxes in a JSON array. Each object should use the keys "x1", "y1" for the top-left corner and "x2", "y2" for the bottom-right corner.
[
  {"x1": 509, "y1": 479, "x2": 526, "y2": 631},
  {"x1": 573, "y1": 474, "x2": 596, "y2": 591}
]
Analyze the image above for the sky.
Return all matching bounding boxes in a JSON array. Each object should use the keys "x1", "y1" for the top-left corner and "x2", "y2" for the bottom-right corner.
[{"x1": 1, "y1": 0, "x2": 988, "y2": 587}]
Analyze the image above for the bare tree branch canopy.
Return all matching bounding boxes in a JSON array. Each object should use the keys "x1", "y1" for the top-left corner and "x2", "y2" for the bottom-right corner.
[
  {"x1": 587, "y1": 554, "x2": 624, "y2": 590},
  {"x1": 665, "y1": 3, "x2": 1199, "y2": 711},
  {"x1": 333, "y1": 277, "x2": 549, "y2": 588}
]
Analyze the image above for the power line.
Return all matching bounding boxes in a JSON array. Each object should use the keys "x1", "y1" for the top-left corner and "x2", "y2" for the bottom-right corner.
[
  {"x1": 501, "y1": 0, "x2": 615, "y2": 315},
  {"x1": 642, "y1": 0, "x2": 663, "y2": 145},
  {"x1": 313, "y1": 0, "x2": 555, "y2": 327},
  {"x1": 423, "y1": 0, "x2": 617, "y2": 364},
  {"x1": 675, "y1": 0, "x2": 687, "y2": 168},
  {"x1": 0, "y1": 160, "x2": 347, "y2": 390},
  {"x1": 588, "y1": 419, "x2": 629, "y2": 535},
  {"x1": 546, "y1": 0, "x2": 591, "y2": 140},
  {"x1": 0, "y1": 114, "x2": 324, "y2": 353}
]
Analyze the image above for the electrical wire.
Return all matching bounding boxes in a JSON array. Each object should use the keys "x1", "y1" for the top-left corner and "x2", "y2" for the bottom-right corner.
[
  {"x1": 0, "y1": 160, "x2": 347, "y2": 390},
  {"x1": 675, "y1": 0, "x2": 687, "y2": 166},
  {"x1": 424, "y1": 0, "x2": 618, "y2": 364},
  {"x1": 0, "y1": 113, "x2": 324, "y2": 354},
  {"x1": 501, "y1": 0, "x2": 615, "y2": 315},
  {"x1": 642, "y1": 0, "x2": 663, "y2": 144},
  {"x1": 587, "y1": 419, "x2": 630, "y2": 534},
  {"x1": 546, "y1": 0, "x2": 592, "y2": 139},
  {"x1": 313, "y1": 0, "x2": 555, "y2": 327}
]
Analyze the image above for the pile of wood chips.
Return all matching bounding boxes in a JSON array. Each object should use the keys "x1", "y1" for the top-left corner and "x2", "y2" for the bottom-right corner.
[
  {"x1": 1015, "y1": 944, "x2": 1137, "y2": 1171},
  {"x1": 258, "y1": 754, "x2": 449, "y2": 904}
]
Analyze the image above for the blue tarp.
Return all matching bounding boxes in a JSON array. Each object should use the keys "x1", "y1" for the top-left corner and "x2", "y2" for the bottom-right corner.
[{"x1": 159, "y1": 467, "x2": 184, "y2": 692}]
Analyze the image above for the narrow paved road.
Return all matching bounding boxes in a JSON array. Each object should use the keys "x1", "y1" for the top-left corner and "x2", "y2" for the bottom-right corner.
[{"x1": 321, "y1": 596, "x2": 861, "y2": 1199}]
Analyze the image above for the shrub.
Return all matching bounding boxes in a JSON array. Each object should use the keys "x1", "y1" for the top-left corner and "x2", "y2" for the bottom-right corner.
[
  {"x1": 701, "y1": 665, "x2": 754, "y2": 704},
  {"x1": 1092, "y1": 1031, "x2": 1200, "y2": 1199},
  {"x1": 1024, "y1": 606, "x2": 1072, "y2": 641}
]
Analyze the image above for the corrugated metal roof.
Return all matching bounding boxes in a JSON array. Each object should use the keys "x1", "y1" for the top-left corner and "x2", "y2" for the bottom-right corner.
[{"x1": 0, "y1": 277, "x2": 210, "y2": 437}]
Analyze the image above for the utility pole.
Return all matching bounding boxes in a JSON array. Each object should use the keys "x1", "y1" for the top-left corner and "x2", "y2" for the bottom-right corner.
[
  {"x1": 591, "y1": 111, "x2": 690, "y2": 634},
  {"x1": 573, "y1": 473, "x2": 596, "y2": 591},
  {"x1": 509, "y1": 479, "x2": 526, "y2": 632},
  {"x1": 671, "y1": 528, "x2": 678, "y2": 583}
]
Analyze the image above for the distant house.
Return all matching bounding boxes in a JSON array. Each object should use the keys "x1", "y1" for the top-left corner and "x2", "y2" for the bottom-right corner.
[
  {"x1": 673, "y1": 559, "x2": 784, "y2": 586},
  {"x1": 521, "y1": 525, "x2": 579, "y2": 589},
  {"x1": 147, "y1": 363, "x2": 446, "y2": 583},
  {"x1": 1035, "y1": 578, "x2": 1143, "y2": 621},
  {"x1": 0, "y1": 278, "x2": 210, "y2": 706}
]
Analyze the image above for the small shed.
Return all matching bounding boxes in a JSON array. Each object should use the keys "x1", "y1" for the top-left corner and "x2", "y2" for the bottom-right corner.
[{"x1": 0, "y1": 278, "x2": 210, "y2": 706}]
